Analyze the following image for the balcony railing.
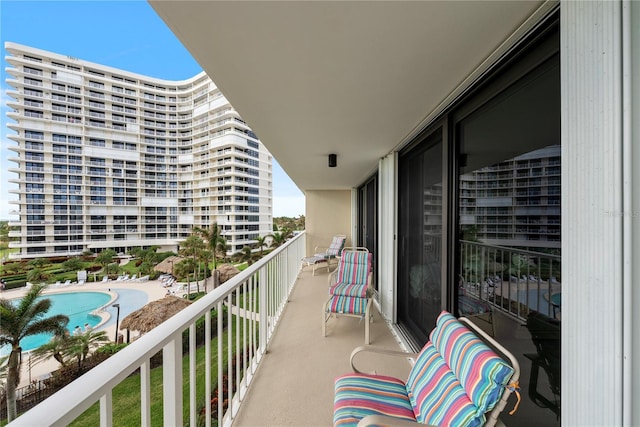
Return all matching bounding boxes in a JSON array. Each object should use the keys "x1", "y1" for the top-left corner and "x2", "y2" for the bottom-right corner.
[
  {"x1": 459, "y1": 240, "x2": 561, "y2": 321},
  {"x1": 10, "y1": 232, "x2": 305, "y2": 426}
]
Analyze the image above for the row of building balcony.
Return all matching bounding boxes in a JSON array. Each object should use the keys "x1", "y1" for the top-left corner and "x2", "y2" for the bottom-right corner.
[
  {"x1": 460, "y1": 199, "x2": 561, "y2": 207},
  {"x1": 17, "y1": 104, "x2": 243, "y2": 135},
  {"x1": 8, "y1": 74, "x2": 232, "y2": 112},
  {"x1": 458, "y1": 178, "x2": 561, "y2": 190},
  {"x1": 12, "y1": 130, "x2": 257, "y2": 154}
]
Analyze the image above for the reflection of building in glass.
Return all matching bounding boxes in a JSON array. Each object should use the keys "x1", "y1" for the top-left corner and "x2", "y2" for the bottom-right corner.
[
  {"x1": 460, "y1": 145, "x2": 561, "y2": 251},
  {"x1": 5, "y1": 43, "x2": 273, "y2": 258},
  {"x1": 423, "y1": 184, "x2": 443, "y2": 261}
]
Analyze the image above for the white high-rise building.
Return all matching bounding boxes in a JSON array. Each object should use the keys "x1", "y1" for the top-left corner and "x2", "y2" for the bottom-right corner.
[{"x1": 4, "y1": 42, "x2": 273, "y2": 258}]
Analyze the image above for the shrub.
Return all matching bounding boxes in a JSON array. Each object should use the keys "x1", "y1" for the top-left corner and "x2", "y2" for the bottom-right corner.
[{"x1": 95, "y1": 343, "x2": 128, "y2": 355}]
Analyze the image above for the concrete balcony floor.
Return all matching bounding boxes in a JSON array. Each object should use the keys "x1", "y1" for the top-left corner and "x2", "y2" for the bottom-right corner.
[{"x1": 234, "y1": 268, "x2": 560, "y2": 426}]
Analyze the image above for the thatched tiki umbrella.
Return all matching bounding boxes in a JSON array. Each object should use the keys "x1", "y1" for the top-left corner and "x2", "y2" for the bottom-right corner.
[
  {"x1": 120, "y1": 296, "x2": 192, "y2": 335},
  {"x1": 154, "y1": 255, "x2": 184, "y2": 276}
]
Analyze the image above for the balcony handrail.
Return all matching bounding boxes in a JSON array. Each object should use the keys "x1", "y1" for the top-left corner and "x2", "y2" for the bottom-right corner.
[
  {"x1": 460, "y1": 239, "x2": 561, "y2": 261},
  {"x1": 459, "y1": 239, "x2": 561, "y2": 321},
  {"x1": 9, "y1": 232, "x2": 306, "y2": 427}
]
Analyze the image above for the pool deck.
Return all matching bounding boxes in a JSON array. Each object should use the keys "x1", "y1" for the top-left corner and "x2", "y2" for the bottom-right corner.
[{"x1": 2, "y1": 278, "x2": 171, "y2": 387}]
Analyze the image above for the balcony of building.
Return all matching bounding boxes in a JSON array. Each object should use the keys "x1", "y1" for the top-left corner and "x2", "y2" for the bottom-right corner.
[{"x1": 8, "y1": 233, "x2": 559, "y2": 426}]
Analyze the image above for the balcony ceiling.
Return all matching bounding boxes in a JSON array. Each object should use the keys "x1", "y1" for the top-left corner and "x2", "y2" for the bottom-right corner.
[{"x1": 149, "y1": 1, "x2": 544, "y2": 191}]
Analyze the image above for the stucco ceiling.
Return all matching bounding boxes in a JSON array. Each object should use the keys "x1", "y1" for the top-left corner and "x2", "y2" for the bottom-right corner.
[{"x1": 149, "y1": 1, "x2": 545, "y2": 192}]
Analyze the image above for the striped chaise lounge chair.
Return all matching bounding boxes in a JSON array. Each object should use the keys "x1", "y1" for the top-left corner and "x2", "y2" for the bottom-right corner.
[
  {"x1": 302, "y1": 234, "x2": 347, "y2": 275},
  {"x1": 333, "y1": 311, "x2": 520, "y2": 427},
  {"x1": 323, "y1": 248, "x2": 373, "y2": 344}
]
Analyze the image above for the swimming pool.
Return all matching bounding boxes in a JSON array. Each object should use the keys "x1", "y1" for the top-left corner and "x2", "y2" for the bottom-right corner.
[
  {"x1": 517, "y1": 289, "x2": 553, "y2": 315},
  {"x1": 1, "y1": 291, "x2": 111, "y2": 355}
]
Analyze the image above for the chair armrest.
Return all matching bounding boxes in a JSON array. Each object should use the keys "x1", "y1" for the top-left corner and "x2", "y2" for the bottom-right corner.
[
  {"x1": 328, "y1": 271, "x2": 337, "y2": 286},
  {"x1": 350, "y1": 345, "x2": 418, "y2": 374},
  {"x1": 357, "y1": 414, "x2": 436, "y2": 427},
  {"x1": 314, "y1": 245, "x2": 329, "y2": 254}
]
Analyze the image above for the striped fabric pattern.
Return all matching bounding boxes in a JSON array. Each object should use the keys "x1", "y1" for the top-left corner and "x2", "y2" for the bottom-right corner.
[
  {"x1": 336, "y1": 251, "x2": 371, "y2": 286},
  {"x1": 327, "y1": 295, "x2": 368, "y2": 315},
  {"x1": 334, "y1": 373, "x2": 416, "y2": 427},
  {"x1": 406, "y1": 343, "x2": 482, "y2": 426},
  {"x1": 330, "y1": 283, "x2": 369, "y2": 298},
  {"x1": 327, "y1": 236, "x2": 346, "y2": 256},
  {"x1": 430, "y1": 311, "x2": 514, "y2": 414}
]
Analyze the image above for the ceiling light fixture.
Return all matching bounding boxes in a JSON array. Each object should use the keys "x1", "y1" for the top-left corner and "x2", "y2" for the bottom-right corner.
[{"x1": 328, "y1": 153, "x2": 337, "y2": 167}]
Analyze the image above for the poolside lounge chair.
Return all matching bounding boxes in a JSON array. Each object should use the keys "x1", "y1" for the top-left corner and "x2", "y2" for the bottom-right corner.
[
  {"x1": 302, "y1": 234, "x2": 347, "y2": 275},
  {"x1": 323, "y1": 247, "x2": 373, "y2": 343},
  {"x1": 333, "y1": 311, "x2": 520, "y2": 427},
  {"x1": 102, "y1": 276, "x2": 109, "y2": 283},
  {"x1": 459, "y1": 275, "x2": 496, "y2": 336}
]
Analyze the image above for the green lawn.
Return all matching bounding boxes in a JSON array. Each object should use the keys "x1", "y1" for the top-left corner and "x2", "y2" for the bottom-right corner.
[
  {"x1": 69, "y1": 316, "x2": 252, "y2": 426},
  {"x1": 0, "y1": 247, "x2": 18, "y2": 260}
]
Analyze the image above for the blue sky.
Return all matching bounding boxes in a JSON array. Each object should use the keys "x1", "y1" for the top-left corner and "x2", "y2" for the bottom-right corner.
[{"x1": 0, "y1": 0, "x2": 305, "y2": 219}]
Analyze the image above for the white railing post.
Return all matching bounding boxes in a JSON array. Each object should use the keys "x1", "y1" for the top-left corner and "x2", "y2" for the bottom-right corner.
[
  {"x1": 205, "y1": 310, "x2": 211, "y2": 427},
  {"x1": 99, "y1": 391, "x2": 112, "y2": 427},
  {"x1": 163, "y1": 335, "x2": 183, "y2": 427},
  {"x1": 140, "y1": 361, "x2": 151, "y2": 427},
  {"x1": 7, "y1": 232, "x2": 306, "y2": 427},
  {"x1": 189, "y1": 323, "x2": 196, "y2": 427},
  {"x1": 259, "y1": 264, "x2": 268, "y2": 354}
]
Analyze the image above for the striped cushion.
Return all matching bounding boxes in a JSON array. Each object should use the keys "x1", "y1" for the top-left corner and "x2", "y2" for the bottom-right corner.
[
  {"x1": 327, "y1": 236, "x2": 346, "y2": 256},
  {"x1": 330, "y1": 282, "x2": 369, "y2": 298},
  {"x1": 334, "y1": 373, "x2": 416, "y2": 427},
  {"x1": 406, "y1": 343, "x2": 482, "y2": 426},
  {"x1": 327, "y1": 295, "x2": 368, "y2": 316},
  {"x1": 336, "y1": 251, "x2": 371, "y2": 286},
  {"x1": 430, "y1": 311, "x2": 514, "y2": 414}
]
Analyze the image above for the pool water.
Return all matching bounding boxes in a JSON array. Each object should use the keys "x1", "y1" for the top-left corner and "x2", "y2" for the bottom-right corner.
[
  {"x1": 1, "y1": 291, "x2": 111, "y2": 355},
  {"x1": 517, "y1": 289, "x2": 553, "y2": 315}
]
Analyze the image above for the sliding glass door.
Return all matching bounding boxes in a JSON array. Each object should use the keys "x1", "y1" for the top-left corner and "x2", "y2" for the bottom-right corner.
[
  {"x1": 397, "y1": 129, "x2": 443, "y2": 345},
  {"x1": 358, "y1": 174, "x2": 378, "y2": 292}
]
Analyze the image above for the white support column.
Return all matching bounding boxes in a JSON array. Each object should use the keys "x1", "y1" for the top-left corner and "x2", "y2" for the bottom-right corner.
[
  {"x1": 626, "y1": 1, "x2": 640, "y2": 425},
  {"x1": 561, "y1": 1, "x2": 624, "y2": 425},
  {"x1": 378, "y1": 154, "x2": 397, "y2": 321}
]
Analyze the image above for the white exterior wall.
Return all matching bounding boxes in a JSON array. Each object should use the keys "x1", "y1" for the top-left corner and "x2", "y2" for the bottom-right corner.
[
  {"x1": 630, "y1": 3, "x2": 640, "y2": 423},
  {"x1": 561, "y1": 1, "x2": 638, "y2": 424}
]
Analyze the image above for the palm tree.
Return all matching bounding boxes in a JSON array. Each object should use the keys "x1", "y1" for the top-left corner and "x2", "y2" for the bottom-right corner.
[
  {"x1": 269, "y1": 231, "x2": 288, "y2": 247},
  {"x1": 179, "y1": 235, "x2": 206, "y2": 293},
  {"x1": 255, "y1": 235, "x2": 268, "y2": 257},
  {"x1": 65, "y1": 330, "x2": 109, "y2": 373},
  {"x1": 240, "y1": 246, "x2": 255, "y2": 266},
  {"x1": 174, "y1": 258, "x2": 197, "y2": 299},
  {"x1": 0, "y1": 355, "x2": 7, "y2": 382},
  {"x1": 194, "y1": 223, "x2": 225, "y2": 290},
  {"x1": 216, "y1": 237, "x2": 228, "y2": 262},
  {"x1": 96, "y1": 249, "x2": 117, "y2": 275},
  {"x1": 0, "y1": 284, "x2": 69, "y2": 422},
  {"x1": 31, "y1": 324, "x2": 70, "y2": 368},
  {"x1": 26, "y1": 268, "x2": 51, "y2": 284}
]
